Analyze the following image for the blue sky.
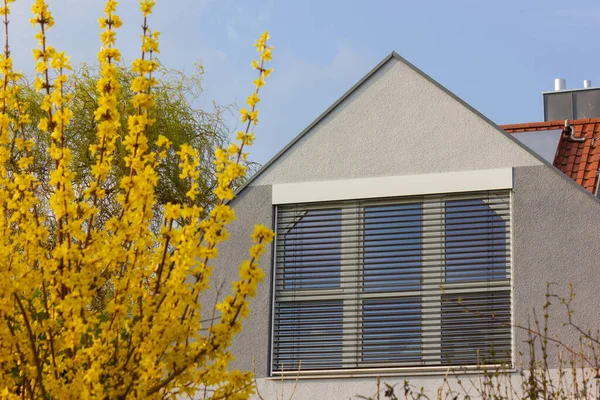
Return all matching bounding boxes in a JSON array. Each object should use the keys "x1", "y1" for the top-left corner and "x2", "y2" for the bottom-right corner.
[{"x1": 6, "y1": 0, "x2": 600, "y2": 164}]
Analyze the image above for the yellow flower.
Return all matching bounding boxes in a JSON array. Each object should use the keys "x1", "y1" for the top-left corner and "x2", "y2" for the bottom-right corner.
[
  {"x1": 112, "y1": 15, "x2": 123, "y2": 28},
  {"x1": 35, "y1": 60, "x2": 47, "y2": 73},
  {"x1": 38, "y1": 118, "x2": 49, "y2": 131},
  {"x1": 139, "y1": 0, "x2": 156, "y2": 17},
  {"x1": 155, "y1": 135, "x2": 171, "y2": 149},
  {"x1": 251, "y1": 224, "x2": 275, "y2": 244},
  {"x1": 253, "y1": 76, "x2": 265, "y2": 89},
  {"x1": 100, "y1": 30, "x2": 117, "y2": 45},
  {"x1": 236, "y1": 131, "x2": 255, "y2": 146},
  {"x1": 249, "y1": 243, "x2": 266, "y2": 258},
  {"x1": 50, "y1": 51, "x2": 71, "y2": 70},
  {"x1": 239, "y1": 108, "x2": 258, "y2": 124},
  {"x1": 104, "y1": 0, "x2": 118, "y2": 13},
  {"x1": 246, "y1": 93, "x2": 260, "y2": 107},
  {"x1": 261, "y1": 47, "x2": 273, "y2": 62},
  {"x1": 239, "y1": 108, "x2": 249, "y2": 122}
]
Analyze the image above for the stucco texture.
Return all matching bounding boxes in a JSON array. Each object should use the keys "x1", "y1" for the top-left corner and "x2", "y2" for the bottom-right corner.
[
  {"x1": 219, "y1": 165, "x2": 600, "y2": 399},
  {"x1": 251, "y1": 57, "x2": 542, "y2": 187},
  {"x1": 202, "y1": 185, "x2": 274, "y2": 378},
  {"x1": 205, "y1": 55, "x2": 600, "y2": 399},
  {"x1": 512, "y1": 165, "x2": 600, "y2": 366}
]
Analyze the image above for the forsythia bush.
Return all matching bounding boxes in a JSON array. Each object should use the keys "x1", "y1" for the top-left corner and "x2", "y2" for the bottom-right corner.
[{"x1": 0, "y1": 0, "x2": 274, "y2": 399}]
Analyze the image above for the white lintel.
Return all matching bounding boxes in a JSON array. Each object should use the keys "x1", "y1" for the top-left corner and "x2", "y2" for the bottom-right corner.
[{"x1": 272, "y1": 168, "x2": 513, "y2": 205}]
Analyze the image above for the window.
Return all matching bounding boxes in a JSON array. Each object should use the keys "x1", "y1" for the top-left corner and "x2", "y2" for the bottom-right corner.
[{"x1": 272, "y1": 191, "x2": 512, "y2": 373}]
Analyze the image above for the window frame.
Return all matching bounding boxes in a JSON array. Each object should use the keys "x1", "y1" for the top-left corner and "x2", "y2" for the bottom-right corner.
[{"x1": 269, "y1": 170, "x2": 514, "y2": 377}]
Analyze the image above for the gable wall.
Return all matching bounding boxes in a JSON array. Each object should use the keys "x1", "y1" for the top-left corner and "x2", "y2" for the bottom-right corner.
[
  {"x1": 206, "y1": 55, "x2": 600, "y2": 399},
  {"x1": 251, "y1": 57, "x2": 542, "y2": 186}
]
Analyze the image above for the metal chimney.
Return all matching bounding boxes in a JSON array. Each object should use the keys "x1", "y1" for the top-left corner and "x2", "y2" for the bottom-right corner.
[{"x1": 544, "y1": 78, "x2": 600, "y2": 121}]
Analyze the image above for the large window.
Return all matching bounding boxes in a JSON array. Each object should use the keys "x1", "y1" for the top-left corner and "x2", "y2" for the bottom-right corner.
[{"x1": 272, "y1": 191, "x2": 512, "y2": 373}]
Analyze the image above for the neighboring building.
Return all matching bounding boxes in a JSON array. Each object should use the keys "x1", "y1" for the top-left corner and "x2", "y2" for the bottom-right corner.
[
  {"x1": 501, "y1": 78, "x2": 600, "y2": 196},
  {"x1": 502, "y1": 118, "x2": 600, "y2": 195},
  {"x1": 210, "y1": 53, "x2": 600, "y2": 399}
]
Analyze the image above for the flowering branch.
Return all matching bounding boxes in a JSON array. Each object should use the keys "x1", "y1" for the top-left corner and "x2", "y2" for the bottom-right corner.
[{"x1": 0, "y1": 0, "x2": 274, "y2": 398}]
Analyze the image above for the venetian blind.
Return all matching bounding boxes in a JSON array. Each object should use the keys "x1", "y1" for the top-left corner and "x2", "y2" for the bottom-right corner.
[{"x1": 272, "y1": 190, "x2": 512, "y2": 373}]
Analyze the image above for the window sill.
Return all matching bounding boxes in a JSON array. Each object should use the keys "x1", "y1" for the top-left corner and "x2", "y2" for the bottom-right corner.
[{"x1": 267, "y1": 364, "x2": 515, "y2": 380}]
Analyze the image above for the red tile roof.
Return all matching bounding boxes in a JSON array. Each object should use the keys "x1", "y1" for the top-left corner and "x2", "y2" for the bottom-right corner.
[{"x1": 501, "y1": 119, "x2": 600, "y2": 194}]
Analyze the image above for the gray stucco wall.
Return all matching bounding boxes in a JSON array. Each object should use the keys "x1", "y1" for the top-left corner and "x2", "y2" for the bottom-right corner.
[
  {"x1": 206, "y1": 55, "x2": 600, "y2": 398},
  {"x1": 251, "y1": 57, "x2": 542, "y2": 186},
  {"x1": 200, "y1": 185, "x2": 274, "y2": 378},
  {"x1": 512, "y1": 165, "x2": 600, "y2": 366},
  {"x1": 211, "y1": 165, "x2": 600, "y2": 399}
]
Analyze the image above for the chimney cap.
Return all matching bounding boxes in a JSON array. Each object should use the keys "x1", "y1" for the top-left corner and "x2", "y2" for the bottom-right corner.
[
  {"x1": 555, "y1": 78, "x2": 566, "y2": 91},
  {"x1": 584, "y1": 79, "x2": 592, "y2": 89}
]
